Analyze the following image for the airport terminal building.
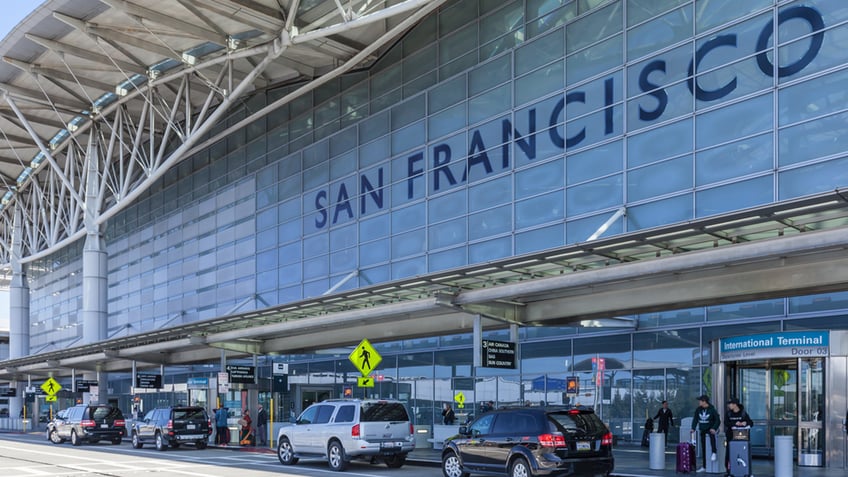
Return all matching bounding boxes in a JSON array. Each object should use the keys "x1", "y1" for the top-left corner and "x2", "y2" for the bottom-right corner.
[{"x1": 0, "y1": 0, "x2": 847, "y2": 468}]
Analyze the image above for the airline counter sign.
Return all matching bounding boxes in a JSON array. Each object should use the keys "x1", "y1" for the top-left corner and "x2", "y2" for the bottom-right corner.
[{"x1": 719, "y1": 331, "x2": 829, "y2": 361}]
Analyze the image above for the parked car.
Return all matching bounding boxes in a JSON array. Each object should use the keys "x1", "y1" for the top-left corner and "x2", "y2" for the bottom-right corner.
[
  {"x1": 276, "y1": 398, "x2": 415, "y2": 471},
  {"x1": 441, "y1": 405, "x2": 614, "y2": 477},
  {"x1": 131, "y1": 406, "x2": 212, "y2": 450},
  {"x1": 46, "y1": 404, "x2": 125, "y2": 446}
]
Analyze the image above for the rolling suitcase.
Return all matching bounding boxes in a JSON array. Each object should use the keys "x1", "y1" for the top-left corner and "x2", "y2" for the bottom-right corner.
[
  {"x1": 676, "y1": 442, "x2": 696, "y2": 473},
  {"x1": 728, "y1": 428, "x2": 752, "y2": 477}
]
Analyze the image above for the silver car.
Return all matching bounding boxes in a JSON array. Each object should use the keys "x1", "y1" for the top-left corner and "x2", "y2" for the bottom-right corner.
[{"x1": 276, "y1": 398, "x2": 415, "y2": 471}]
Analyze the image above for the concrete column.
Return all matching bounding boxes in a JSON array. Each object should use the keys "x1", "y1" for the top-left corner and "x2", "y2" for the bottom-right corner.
[
  {"x1": 10, "y1": 206, "x2": 29, "y2": 417},
  {"x1": 81, "y1": 125, "x2": 108, "y2": 403}
]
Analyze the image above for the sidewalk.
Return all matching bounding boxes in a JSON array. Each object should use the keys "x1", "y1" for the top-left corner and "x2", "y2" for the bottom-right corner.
[{"x1": 406, "y1": 443, "x2": 839, "y2": 477}]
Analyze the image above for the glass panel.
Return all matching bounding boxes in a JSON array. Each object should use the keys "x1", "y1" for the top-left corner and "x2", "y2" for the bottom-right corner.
[
  {"x1": 515, "y1": 189, "x2": 564, "y2": 228},
  {"x1": 469, "y1": 206, "x2": 512, "y2": 240},
  {"x1": 695, "y1": 93, "x2": 773, "y2": 149},
  {"x1": 695, "y1": 0, "x2": 771, "y2": 34},
  {"x1": 627, "y1": 118, "x2": 692, "y2": 168},
  {"x1": 566, "y1": 34, "x2": 623, "y2": 86},
  {"x1": 516, "y1": 29, "x2": 564, "y2": 76},
  {"x1": 695, "y1": 133, "x2": 773, "y2": 186},
  {"x1": 695, "y1": 175, "x2": 773, "y2": 218},
  {"x1": 778, "y1": 113, "x2": 848, "y2": 167},
  {"x1": 627, "y1": 4, "x2": 693, "y2": 61},
  {"x1": 779, "y1": 156, "x2": 848, "y2": 201},
  {"x1": 628, "y1": 156, "x2": 692, "y2": 202},
  {"x1": 634, "y1": 328, "x2": 701, "y2": 368},
  {"x1": 566, "y1": 2, "x2": 623, "y2": 55},
  {"x1": 778, "y1": 67, "x2": 848, "y2": 127},
  {"x1": 566, "y1": 174, "x2": 623, "y2": 216}
]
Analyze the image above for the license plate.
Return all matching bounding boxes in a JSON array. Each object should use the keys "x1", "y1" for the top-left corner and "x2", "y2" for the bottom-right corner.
[
  {"x1": 187, "y1": 424, "x2": 196, "y2": 430},
  {"x1": 101, "y1": 424, "x2": 108, "y2": 429},
  {"x1": 381, "y1": 441, "x2": 403, "y2": 449},
  {"x1": 178, "y1": 434, "x2": 203, "y2": 440},
  {"x1": 576, "y1": 441, "x2": 591, "y2": 451}
]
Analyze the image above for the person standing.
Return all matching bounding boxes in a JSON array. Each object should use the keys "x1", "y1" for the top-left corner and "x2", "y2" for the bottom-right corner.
[
  {"x1": 215, "y1": 407, "x2": 229, "y2": 446},
  {"x1": 725, "y1": 398, "x2": 753, "y2": 472},
  {"x1": 653, "y1": 400, "x2": 675, "y2": 442},
  {"x1": 239, "y1": 408, "x2": 253, "y2": 446},
  {"x1": 690, "y1": 394, "x2": 721, "y2": 473},
  {"x1": 442, "y1": 402, "x2": 456, "y2": 425},
  {"x1": 255, "y1": 404, "x2": 268, "y2": 446}
]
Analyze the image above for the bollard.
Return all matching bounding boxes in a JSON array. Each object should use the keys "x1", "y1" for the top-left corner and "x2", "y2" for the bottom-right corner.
[
  {"x1": 649, "y1": 432, "x2": 666, "y2": 470},
  {"x1": 775, "y1": 435, "x2": 793, "y2": 477}
]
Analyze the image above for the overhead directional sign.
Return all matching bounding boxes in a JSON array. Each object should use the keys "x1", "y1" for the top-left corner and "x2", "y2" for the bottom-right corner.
[
  {"x1": 349, "y1": 338, "x2": 381, "y2": 376},
  {"x1": 481, "y1": 339, "x2": 516, "y2": 369},
  {"x1": 357, "y1": 376, "x2": 375, "y2": 387},
  {"x1": 41, "y1": 377, "x2": 61, "y2": 396},
  {"x1": 136, "y1": 373, "x2": 162, "y2": 389}
]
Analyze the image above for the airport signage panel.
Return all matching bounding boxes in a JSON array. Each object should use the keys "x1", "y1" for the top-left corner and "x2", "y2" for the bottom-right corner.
[
  {"x1": 135, "y1": 373, "x2": 162, "y2": 389},
  {"x1": 481, "y1": 339, "x2": 516, "y2": 369},
  {"x1": 719, "y1": 331, "x2": 829, "y2": 361},
  {"x1": 226, "y1": 365, "x2": 255, "y2": 384}
]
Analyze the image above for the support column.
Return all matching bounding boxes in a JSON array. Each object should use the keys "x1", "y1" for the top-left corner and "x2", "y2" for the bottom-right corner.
[
  {"x1": 81, "y1": 124, "x2": 108, "y2": 402},
  {"x1": 10, "y1": 206, "x2": 29, "y2": 417}
]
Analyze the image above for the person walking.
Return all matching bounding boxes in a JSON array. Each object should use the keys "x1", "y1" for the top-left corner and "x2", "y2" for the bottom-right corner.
[
  {"x1": 215, "y1": 407, "x2": 229, "y2": 446},
  {"x1": 255, "y1": 404, "x2": 268, "y2": 446},
  {"x1": 442, "y1": 402, "x2": 456, "y2": 425},
  {"x1": 690, "y1": 394, "x2": 721, "y2": 473},
  {"x1": 653, "y1": 400, "x2": 675, "y2": 443},
  {"x1": 725, "y1": 398, "x2": 753, "y2": 473}
]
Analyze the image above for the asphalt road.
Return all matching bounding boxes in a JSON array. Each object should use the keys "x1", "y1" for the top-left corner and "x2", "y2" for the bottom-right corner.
[{"x1": 0, "y1": 432, "x2": 441, "y2": 477}]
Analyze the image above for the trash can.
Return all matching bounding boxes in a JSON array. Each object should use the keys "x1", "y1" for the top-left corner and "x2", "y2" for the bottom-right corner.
[
  {"x1": 649, "y1": 432, "x2": 666, "y2": 470},
  {"x1": 775, "y1": 435, "x2": 793, "y2": 477}
]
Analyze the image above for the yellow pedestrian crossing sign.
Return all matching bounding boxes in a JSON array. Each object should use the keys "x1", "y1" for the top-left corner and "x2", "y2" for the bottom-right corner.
[
  {"x1": 454, "y1": 392, "x2": 466, "y2": 408},
  {"x1": 45, "y1": 395, "x2": 57, "y2": 402},
  {"x1": 349, "y1": 338, "x2": 381, "y2": 376},
  {"x1": 357, "y1": 376, "x2": 375, "y2": 387},
  {"x1": 41, "y1": 377, "x2": 61, "y2": 396}
]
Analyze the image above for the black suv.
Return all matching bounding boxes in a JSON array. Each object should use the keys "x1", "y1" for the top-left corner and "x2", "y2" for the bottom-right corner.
[
  {"x1": 441, "y1": 406, "x2": 614, "y2": 477},
  {"x1": 131, "y1": 406, "x2": 212, "y2": 451},
  {"x1": 46, "y1": 404, "x2": 125, "y2": 446}
]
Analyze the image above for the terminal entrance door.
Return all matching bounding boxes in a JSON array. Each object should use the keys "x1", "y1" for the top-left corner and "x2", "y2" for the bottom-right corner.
[{"x1": 726, "y1": 358, "x2": 824, "y2": 464}]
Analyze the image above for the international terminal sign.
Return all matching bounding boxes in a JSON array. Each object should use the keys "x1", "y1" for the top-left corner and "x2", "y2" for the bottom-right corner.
[{"x1": 719, "y1": 331, "x2": 829, "y2": 361}]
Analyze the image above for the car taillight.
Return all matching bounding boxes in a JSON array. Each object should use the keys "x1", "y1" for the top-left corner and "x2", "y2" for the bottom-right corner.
[
  {"x1": 166, "y1": 419, "x2": 174, "y2": 436},
  {"x1": 538, "y1": 433, "x2": 566, "y2": 448},
  {"x1": 114, "y1": 419, "x2": 125, "y2": 427},
  {"x1": 207, "y1": 419, "x2": 213, "y2": 434},
  {"x1": 409, "y1": 423, "x2": 414, "y2": 435},
  {"x1": 351, "y1": 423, "x2": 360, "y2": 438},
  {"x1": 80, "y1": 419, "x2": 96, "y2": 428},
  {"x1": 601, "y1": 432, "x2": 613, "y2": 446}
]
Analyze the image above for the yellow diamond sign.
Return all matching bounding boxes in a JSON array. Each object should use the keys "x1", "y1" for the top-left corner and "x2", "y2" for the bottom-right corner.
[
  {"x1": 41, "y1": 377, "x2": 61, "y2": 396},
  {"x1": 349, "y1": 338, "x2": 381, "y2": 376}
]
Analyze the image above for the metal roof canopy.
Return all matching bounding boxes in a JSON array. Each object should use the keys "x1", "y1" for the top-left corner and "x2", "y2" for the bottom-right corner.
[
  {"x1": 0, "y1": 0, "x2": 447, "y2": 270},
  {"x1": 2, "y1": 189, "x2": 847, "y2": 380}
]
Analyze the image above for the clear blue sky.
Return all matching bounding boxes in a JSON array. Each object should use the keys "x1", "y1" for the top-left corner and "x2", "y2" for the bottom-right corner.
[{"x1": 0, "y1": 1, "x2": 43, "y2": 41}]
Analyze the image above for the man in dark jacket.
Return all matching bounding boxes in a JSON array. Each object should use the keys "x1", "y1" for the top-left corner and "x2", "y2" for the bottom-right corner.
[
  {"x1": 690, "y1": 394, "x2": 721, "y2": 472},
  {"x1": 725, "y1": 398, "x2": 753, "y2": 472},
  {"x1": 653, "y1": 400, "x2": 674, "y2": 443}
]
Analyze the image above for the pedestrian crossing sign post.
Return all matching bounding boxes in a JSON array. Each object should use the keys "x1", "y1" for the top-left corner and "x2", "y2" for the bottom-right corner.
[
  {"x1": 349, "y1": 338, "x2": 381, "y2": 376},
  {"x1": 41, "y1": 377, "x2": 61, "y2": 396}
]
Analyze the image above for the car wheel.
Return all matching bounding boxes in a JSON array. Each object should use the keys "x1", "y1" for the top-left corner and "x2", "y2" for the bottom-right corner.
[
  {"x1": 155, "y1": 432, "x2": 167, "y2": 451},
  {"x1": 327, "y1": 440, "x2": 348, "y2": 471},
  {"x1": 48, "y1": 429, "x2": 64, "y2": 444},
  {"x1": 71, "y1": 430, "x2": 81, "y2": 446},
  {"x1": 442, "y1": 450, "x2": 469, "y2": 477},
  {"x1": 132, "y1": 432, "x2": 143, "y2": 449},
  {"x1": 111, "y1": 436, "x2": 122, "y2": 445},
  {"x1": 196, "y1": 440, "x2": 207, "y2": 450},
  {"x1": 510, "y1": 456, "x2": 532, "y2": 477},
  {"x1": 277, "y1": 437, "x2": 298, "y2": 465},
  {"x1": 384, "y1": 453, "x2": 406, "y2": 468}
]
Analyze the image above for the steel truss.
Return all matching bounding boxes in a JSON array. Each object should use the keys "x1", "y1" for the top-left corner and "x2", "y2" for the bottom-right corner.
[{"x1": 0, "y1": 0, "x2": 446, "y2": 267}]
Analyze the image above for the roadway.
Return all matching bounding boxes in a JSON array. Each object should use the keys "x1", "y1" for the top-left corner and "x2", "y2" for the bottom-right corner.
[{"x1": 0, "y1": 431, "x2": 439, "y2": 477}]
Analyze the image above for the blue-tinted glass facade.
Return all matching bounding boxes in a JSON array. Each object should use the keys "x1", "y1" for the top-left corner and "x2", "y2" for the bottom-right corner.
[{"x1": 18, "y1": 1, "x2": 848, "y2": 447}]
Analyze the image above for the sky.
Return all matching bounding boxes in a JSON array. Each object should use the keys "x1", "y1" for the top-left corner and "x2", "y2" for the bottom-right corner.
[
  {"x1": 0, "y1": 1, "x2": 42, "y2": 330},
  {"x1": 0, "y1": 1, "x2": 43, "y2": 41}
]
